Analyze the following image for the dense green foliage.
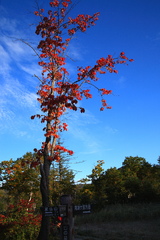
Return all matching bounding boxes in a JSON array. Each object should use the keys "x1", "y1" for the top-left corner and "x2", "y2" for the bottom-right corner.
[
  {"x1": 50, "y1": 156, "x2": 76, "y2": 205},
  {"x1": 79, "y1": 156, "x2": 160, "y2": 207},
  {"x1": 0, "y1": 152, "x2": 41, "y2": 209}
]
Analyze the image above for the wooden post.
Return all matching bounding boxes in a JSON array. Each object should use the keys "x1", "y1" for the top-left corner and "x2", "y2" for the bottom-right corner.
[{"x1": 60, "y1": 195, "x2": 74, "y2": 240}]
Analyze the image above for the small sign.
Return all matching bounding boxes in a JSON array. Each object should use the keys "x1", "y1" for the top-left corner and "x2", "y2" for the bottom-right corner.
[
  {"x1": 74, "y1": 204, "x2": 91, "y2": 214},
  {"x1": 42, "y1": 203, "x2": 91, "y2": 217},
  {"x1": 52, "y1": 206, "x2": 59, "y2": 216},
  {"x1": 59, "y1": 205, "x2": 67, "y2": 217},
  {"x1": 44, "y1": 206, "x2": 59, "y2": 217},
  {"x1": 44, "y1": 207, "x2": 54, "y2": 217}
]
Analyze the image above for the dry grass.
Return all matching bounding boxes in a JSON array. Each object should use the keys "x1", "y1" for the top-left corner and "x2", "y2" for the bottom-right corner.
[
  {"x1": 74, "y1": 204, "x2": 160, "y2": 240},
  {"x1": 75, "y1": 219, "x2": 160, "y2": 240}
]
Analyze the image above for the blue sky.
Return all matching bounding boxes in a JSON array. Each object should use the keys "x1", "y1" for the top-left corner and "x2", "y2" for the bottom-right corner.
[{"x1": 0, "y1": 0, "x2": 160, "y2": 181}]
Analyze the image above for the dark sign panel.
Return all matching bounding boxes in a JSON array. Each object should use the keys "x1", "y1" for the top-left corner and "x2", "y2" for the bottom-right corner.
[
  {"x1": 74, "y1": 204, "x2": 91, "y2": 214},
  {"x1": 43, "y1": 204, "x2": 91, "y2": 217},
  {"x1": 52, "y1": 206, "x2": 59, "y2": 216},
  {"x1": 59, "y1": 205, "x2": 67, "y2": 217},
  {"x1": 44, "y1": 206, "x2": 59, "y2": 217},
  {"x1": 44, "y1": 207, "x2": 54, "y2": 217}
]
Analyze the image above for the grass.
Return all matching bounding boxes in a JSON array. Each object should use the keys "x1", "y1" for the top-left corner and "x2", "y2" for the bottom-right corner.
[{"x1": 74, "y1": 203, "x2": 160, "y2": 240}]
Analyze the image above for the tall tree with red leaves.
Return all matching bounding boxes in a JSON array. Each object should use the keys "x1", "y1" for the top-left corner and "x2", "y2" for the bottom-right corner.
[{"x1": 32, "y1": 1, "x2": 133, "y2": 239}]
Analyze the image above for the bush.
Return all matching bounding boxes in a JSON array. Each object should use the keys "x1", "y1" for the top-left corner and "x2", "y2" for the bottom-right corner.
[{"x1": 0, "y1": 199, "x2": 41, "y2": 240}]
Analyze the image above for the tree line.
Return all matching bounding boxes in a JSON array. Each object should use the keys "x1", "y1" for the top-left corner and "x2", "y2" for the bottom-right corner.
[
  {"x1": 1, "y1": 154, "x2": 160, "y2": 209},
  {"x1": 83, "y1": 157, "x2": 160, "y2": 207},
  {"x1": 0, "y1": 153, "x2": 160, "y2": 239}
]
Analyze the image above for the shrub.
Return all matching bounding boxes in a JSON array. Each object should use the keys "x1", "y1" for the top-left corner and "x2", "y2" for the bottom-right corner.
[{"x1": 0, "y1": 199, "x2": 41, "y2": 240}]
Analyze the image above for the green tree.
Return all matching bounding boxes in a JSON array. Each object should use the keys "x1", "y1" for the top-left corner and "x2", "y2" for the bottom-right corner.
[
  {"x1": 121, "y1": 156, "x2": 148, "y2": 177},
  {"x1": 75, "y1": 183, "x2": 94, "y2": 205},
  {"x1": 0, "y1": 152, "x2": 40, "y2": 206},
  {"x1": 88, "y1": 160, "x2": 105, "y2": 182},
  {"x1": 124, "y1": 176, "x2": 141, "y2": 200},
  {"x1": 104, "y1": 167, "x2": 127, "y2": 204},
  {"x1": 86, "y1": 160, "x2": 106, "y2": 207},
  {"x1": 0, "y1": 189, "x2": 8, "y2": 212},
  {"x1": 121, "y1": 156, "x2": 160, "y2": 202},
  {"x1": 50, "y1": 160, "x2": 75, "y2": 205},
  {"x1": 138, "y1": 164, "x2": 160, "y2": 202}
]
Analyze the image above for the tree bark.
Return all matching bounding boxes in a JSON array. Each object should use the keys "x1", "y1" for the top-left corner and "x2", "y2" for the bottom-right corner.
[
  {"x1": 37, "y1": 158, "x2": 51, "y2": 240},
  {"x1": 37, "y1": 214, "x2": 50, "y2": 240}
]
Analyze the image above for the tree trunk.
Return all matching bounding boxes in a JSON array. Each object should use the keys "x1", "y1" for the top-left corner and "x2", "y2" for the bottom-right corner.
[
  {"x1": 37, "y1": 158, "x2": 51, "y2": 240},
  {"x1": 37, "y1": 214, "x2": 50, "y2": 240}
]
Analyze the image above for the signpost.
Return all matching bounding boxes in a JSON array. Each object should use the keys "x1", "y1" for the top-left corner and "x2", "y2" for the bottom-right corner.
[
  {"x1": 44, "y1": 206, "x2": 59, "y2": 217},
  {"x1": 74, "y1": 204, "x2": 91, "y2": 214},
  {"x1": 42, "y1": 195, "x2": 91, "y2": 240},
  {"x1": 61, "y1": 225, "x2": 70, "y2": 240},
  {"x1": 60, "y1": 195, "x2": 73, "y2": 240}
]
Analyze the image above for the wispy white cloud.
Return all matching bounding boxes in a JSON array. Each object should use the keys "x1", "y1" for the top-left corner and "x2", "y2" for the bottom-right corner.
[
  {"x1": 146, "y1": 31, "x2": 160, "y2": 42},
  {"x1": 0, "y1": 16, "x2": 18, "y2": 35},
  {"x1": 0, "y1": 45, "x2": 11, "y2": 74},
  {"x1": 70, "y1": 129, "x2": 101, "y2": 155},
  {"x1": 105, "y1": 125, "x2": 118, "y2": 134},
  {"x1": 5, "y1": 37, "x2": 26, "y2": 55},
  {"x1": 117, "y1": 76, "x2": 126, "y2": 85},
  {"x1": 67, "y1": 122, "x2": 113, "y2": 156},
  {"x1": 0, "y1": 35, "x2": 38, "y2": 68},
  {"x1": 0, "y1": 74, "x2": 40, "y2": 137},
  {"x1": 1, "y1": 77, "x2": 37, "y2": 108},
  {"x1": 63, "y1": 109, "x2": 103, "y2": 155},
  {"x1": 68, "y1": 108, "x2": 99, "y2": 126},
  {"x1": 0, "y1": 106, "x2": 15, "y2": 122},
  {"x1": 63, "y1": 106, "x2": 118, "y2": 156},
  {"x1": 19, "y1": 63, "x2": 41, "y2": 77},
  {"x1": 67, "y1": 43, "x2": 83, "y2": 61},
  {"x1": 0, "y1": 12, "x2": 41, "y2": 138}
]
